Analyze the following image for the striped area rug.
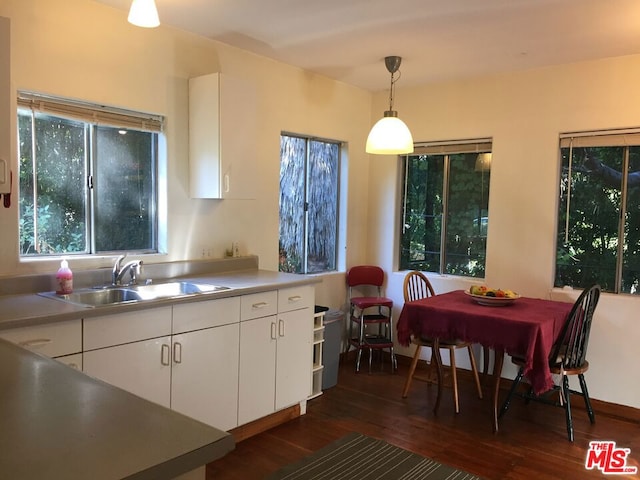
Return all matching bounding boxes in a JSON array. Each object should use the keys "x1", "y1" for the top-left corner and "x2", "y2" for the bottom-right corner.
[{"x1": 267, "y1": 432, "x2": 483, "y2": 480}]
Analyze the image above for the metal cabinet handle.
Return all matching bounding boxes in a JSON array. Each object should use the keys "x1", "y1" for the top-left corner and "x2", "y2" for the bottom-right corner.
[
  {"x1": 161, "y1": 344, "x2": 171, "y2": 366},
  {"x1": 270, "y1": 321, "x2": 277, "y2": 340},
  {"x1": 252, "y1": 301, "x2": 269, "y2": 309},
  {"x1": 278, "y1": 318, "x2": 285, "y2": 337},
  {"x1": 18, "y1": 338, "x2": 52, "y2": 348},
  {"x1": 173, "y1": 342, "x2": 182, "y2": 364},
  {"x1": 288, "y1": 295, "x2": 302, "y2": 302}
]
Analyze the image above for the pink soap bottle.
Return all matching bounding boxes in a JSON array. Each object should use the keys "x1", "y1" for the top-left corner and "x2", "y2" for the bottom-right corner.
[{"x1": 56, "y1": 259, "x2": 73, "y2": 295}]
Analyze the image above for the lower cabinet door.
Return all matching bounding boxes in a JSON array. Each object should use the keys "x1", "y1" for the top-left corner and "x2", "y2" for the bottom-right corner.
[
  {"x1": 238, "y1": 315, "x2": 277, "y2": 426},
  {"x1": 171, "y1": 323, "x2": 240, "y2": 431},
  {"x1": 275, "y1": 309, "x2": 312, "y2": 410},
  {"x1": 83, "y1": 336, "x2": 172, "y2": 408}
]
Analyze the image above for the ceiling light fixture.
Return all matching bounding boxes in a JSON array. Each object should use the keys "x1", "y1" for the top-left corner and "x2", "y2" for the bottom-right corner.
[
  {"x1": 366, "y1": 56, "x2": 414, "y2": 155},
  {"x1": 128, "y1": 0, "x2": 160, "y2": 28}
]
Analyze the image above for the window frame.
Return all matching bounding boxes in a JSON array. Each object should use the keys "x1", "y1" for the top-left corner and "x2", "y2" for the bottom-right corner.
[
  {"x1": 556, "y1": 129, "x2": 640, "y2": 294},
  {"x1": 279, "y1": 132, "x2": 341, "y2": 274},
  {"x1": 17, "y1": 91, "x2": 163, "y2": 257},
  {"x1": 399, "y1": 139, "x2": 492, "y2": 277}
]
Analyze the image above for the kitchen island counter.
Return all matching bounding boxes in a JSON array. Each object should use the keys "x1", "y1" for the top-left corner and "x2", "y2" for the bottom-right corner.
[{"x1": 0, "y1": 338, "x2": 234, "y2": 480}]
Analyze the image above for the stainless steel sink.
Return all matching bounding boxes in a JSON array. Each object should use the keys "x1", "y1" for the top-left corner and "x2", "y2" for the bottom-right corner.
[
  {"x1": 40, "y1": 288, "x2": 143, "y2": 307},
  {"x1": 130, "y1": 281, "x2": 230, "y2": 299},
  {"x1": 39, "y1": 281, "x2": 231, "y2": 308}
]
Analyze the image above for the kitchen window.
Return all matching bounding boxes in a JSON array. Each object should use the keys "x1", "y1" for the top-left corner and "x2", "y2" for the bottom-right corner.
[
  {"x1": 556, "y1": 130, "x2": 640, "y2": 294},
  {"x1": 17, "y1": 92, "x2": 163, "y2": 257},
  {"x1": 279, "y1": 134, "x2": 340, "y2": 274},
  {"x1": 399, "y1": 139, "x2": 492, "y2": 277}
]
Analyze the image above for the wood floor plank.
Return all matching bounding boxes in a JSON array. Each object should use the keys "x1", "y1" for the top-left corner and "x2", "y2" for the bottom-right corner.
[{"x1": 207, "y1": 358, "x2": 640, "y2": 479}]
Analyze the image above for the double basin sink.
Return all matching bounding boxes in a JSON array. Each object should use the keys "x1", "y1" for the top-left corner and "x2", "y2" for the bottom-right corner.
[{"x1": 40, "y1": 281, "x2": 231, "y2": 308}]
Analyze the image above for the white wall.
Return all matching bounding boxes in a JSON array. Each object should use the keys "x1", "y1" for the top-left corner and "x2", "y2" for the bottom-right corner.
[
  {"x1": 370, "y1": 56, "x2": 640, "y2": 409},
  {"x1": 0, "y1": 0, "x2": 372, "y2": 294}
]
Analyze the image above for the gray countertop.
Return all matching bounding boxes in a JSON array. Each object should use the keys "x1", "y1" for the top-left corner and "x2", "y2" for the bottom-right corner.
[
  {"x1": 0, "y1": 338, "x2": 234, "y2": 480},
  {"x1": 0, "y1": 268, "x2": 321, "y2": 330}
]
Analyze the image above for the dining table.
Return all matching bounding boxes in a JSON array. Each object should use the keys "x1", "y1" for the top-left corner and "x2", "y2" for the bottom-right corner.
[{"x1": 396, "y1": 289, "x2": 574, "y2": 432}]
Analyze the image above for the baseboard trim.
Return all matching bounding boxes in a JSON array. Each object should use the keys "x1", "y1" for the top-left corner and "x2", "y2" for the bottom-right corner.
[{"x1": 230, "y1": 404, "x2": 301, "y2": 443}]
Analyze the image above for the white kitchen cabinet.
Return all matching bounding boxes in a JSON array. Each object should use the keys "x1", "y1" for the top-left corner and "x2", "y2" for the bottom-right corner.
[
  {"x1": 275, "y1": 309, "x2": 313, "y2": 409},
  {"x1": 189, "y1": 72, "x2": 257, "y2": 199},
  {"x1": 277, "y1": 285, "x2": 313, "y2": 313},
  {"x1": 83, "y1": 298, "x2": 241, "y2": 429},
  {"x1": 172, "y1": 297, "x2": 241, "y2": 431},
  {"x1": 83, "y1": 306, "x2": 172, "y2": 351},
  {"x1": 83, "y1": 307, "x2": 173, "y2": 406},
  {"x1": 0, "y1": 319, "x2": 82, "y2": 369},
  {"x1": 240, "y1": 290, "x2": 278, "y2": 320},
  {"x1": 171, "y1": 325, "x2": 239, "y2": 431},
  {"x1": 173, "y1": 296, "x2": 240, "y2": 333},
  {"x1": 277, "y1": 286, "x2": 314, "y2": 409},
  {"x1": 83, "y1": 336, "x2": 172, "y2": 407},
  {"x1": 238, "y1": 286, "x2": 314, "y2": 426},
  {"x1": 238, "y1": 314, "x2": 277, "y2": 424}
]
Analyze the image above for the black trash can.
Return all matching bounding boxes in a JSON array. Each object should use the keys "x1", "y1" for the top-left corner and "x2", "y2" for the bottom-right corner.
[{"x1": 322, "y1": 310, "x2": 343, "y2": 390}]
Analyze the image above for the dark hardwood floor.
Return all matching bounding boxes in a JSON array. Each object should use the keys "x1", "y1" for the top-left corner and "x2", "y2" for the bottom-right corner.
[{"x1": 207, "y1": 356, "x2": 640, "y2": 479}]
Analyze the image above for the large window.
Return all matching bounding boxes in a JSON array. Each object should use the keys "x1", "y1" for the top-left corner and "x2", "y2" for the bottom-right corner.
[
  {"x1": 18, "y1": 92, "x2": 162, "y2": 257},
  {"x1": 400, "y1": 140, "x2": 492, "y2": 277},
  {"x1": 556, "y1": 130, "x2": 640, "y2": 294},
  {"x1": 279, "y1": 134, "x2": 340, "y2": 274}
]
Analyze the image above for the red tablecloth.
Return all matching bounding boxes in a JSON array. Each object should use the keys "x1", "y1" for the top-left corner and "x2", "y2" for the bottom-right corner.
[{"x1": 397, "y1": 290, "x2": 573, "y2": 395}]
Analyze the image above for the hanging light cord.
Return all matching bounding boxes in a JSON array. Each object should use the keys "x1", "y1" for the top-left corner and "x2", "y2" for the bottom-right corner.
[{"x1": 388, "y1": 70, "x2": 401, "y2": 112}]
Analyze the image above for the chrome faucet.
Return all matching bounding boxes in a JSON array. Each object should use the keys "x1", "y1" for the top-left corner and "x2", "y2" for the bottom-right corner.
[{"x1": 112, "y1": 255, "x2": 143, "y2": 286}]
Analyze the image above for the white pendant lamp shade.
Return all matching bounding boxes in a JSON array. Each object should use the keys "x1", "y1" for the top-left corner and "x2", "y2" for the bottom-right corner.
[
  {"x1": 366, "y1": 113, "x2": 414, "y2": 154},
  {"x1": 128, "y1": 0, "x2": 160, "y2": 28},
  {"x1": 366, "y1": 55, "x2": 414, "y2": 155},
  {"x1": 475, "y1": 152, "x2": 492, "y2": 171}
]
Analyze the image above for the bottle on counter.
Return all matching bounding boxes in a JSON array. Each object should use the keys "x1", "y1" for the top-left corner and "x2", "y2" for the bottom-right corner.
[{"x1": 56, "y1": 259, "x2": 73, "y2": 295}]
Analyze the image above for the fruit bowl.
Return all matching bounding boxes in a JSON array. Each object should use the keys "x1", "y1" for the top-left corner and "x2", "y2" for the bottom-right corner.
[{"x1": 464, "y1": 290, "x2": 520, "y2": 307}]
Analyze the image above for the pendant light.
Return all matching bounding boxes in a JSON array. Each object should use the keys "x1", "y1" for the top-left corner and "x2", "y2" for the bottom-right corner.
[
  {"x1": 128, "y1": 0, "x2": 160, "y2": 28},
  {"x1": 475, "y1": 153, "x2": 492, "y2": 172},
  {"x1": 366, "y1": 56, "x2": 414, "y2": 155}
]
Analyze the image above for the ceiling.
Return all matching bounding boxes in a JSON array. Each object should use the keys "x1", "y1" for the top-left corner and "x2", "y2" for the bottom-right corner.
[{"x1": 94, "y1": 0, "x2": 640, "y2": 92}]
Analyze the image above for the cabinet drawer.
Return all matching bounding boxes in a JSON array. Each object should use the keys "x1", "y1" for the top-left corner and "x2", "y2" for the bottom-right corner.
[
  {"x1": 173, "y1": 296, "x2": 240, "y2": 334},
  {"x1": 0, "y1": 319, "x2": 81, "y2": 358},
  {"x1": 84, "y1": 306, "x2": 172, "y2": 351},
  {"x1": 278, "y1": 285, "x2": 314, "y2": 313},
  {"x1": 241, "y1": 291, "x2": 278, "y2": 321}
]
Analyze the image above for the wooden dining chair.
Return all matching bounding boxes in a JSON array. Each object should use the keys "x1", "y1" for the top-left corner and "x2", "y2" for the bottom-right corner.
[
  {"x1": 401, "y1": 271, "x2": 483, "y2": 413},
  {"x1": 345, "y1": 265, "x2": 396, "y2": 373},
  {"x1": 499, "y1": 284, "x2": 601, "y2": 441}
]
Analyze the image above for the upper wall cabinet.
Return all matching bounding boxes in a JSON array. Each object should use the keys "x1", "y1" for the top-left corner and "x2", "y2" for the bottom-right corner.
[{"x1": 189, "y1": 72, "x2": 257, "y2": 199}]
